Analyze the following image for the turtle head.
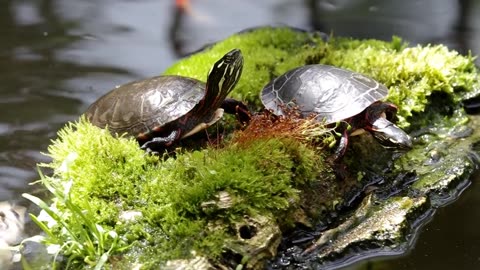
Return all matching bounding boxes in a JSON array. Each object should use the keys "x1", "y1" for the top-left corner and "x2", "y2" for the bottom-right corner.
[
  {"x1": 189, "y1": 49, "x2": 243, "y2": 124},
  {"x1": 364, "y1": 101, "x2": 412, "y2": 150},
  {"x1": 206, "y1": 49, "x2": 244, "y2": 104},
  {"x1": 369, "y1": 117, "x2": 413, "y2": 149}
]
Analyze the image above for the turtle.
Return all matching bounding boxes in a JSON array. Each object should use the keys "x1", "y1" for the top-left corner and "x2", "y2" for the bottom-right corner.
[
  {"x1": 260, "y1": 64, "x2": 412, "y2": 160},
  {"x1": 85, "y1": 48, "x2": 249, "y2": 151}
]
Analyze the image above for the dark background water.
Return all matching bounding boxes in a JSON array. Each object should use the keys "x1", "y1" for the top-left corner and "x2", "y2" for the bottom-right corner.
[{"x1": 1, "y1": 0, "x2": 479, "y2": 269}]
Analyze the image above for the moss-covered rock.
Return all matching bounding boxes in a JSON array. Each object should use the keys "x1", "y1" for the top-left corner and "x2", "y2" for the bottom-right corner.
[
  {"x1": 23, "y1": 26, "x2": 480, "y2": 269},
  {"x1": 30, "y1": 115, "x2": 331, "y2": 269}
]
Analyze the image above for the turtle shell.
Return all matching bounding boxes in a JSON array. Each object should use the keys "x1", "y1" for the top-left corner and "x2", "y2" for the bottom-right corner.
[
  {"x1": 261, "y1": 65, "x2": 389, "y2": 124},
  {"x1": 85, "y1": 75, "x2": 205, "y2": 137}
]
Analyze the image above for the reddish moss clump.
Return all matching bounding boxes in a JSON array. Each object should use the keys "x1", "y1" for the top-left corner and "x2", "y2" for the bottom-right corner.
[{"x1": 232, "y1": 109, "x2": 333, "y2": 149}]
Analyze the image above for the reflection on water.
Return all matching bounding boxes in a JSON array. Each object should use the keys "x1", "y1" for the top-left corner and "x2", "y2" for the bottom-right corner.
[
  {"x1": 310, "y1": 0, "x2": 459, "y2": 44},
  {"x1": 0, "y1": 0, "x2": 479, "y2": 269}
]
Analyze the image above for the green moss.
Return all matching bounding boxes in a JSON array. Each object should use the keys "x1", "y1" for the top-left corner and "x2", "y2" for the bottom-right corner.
[
  {"x1": 42, "y1": 119, "x2": 160, "y2": 225},
  {"x1": 37, "y1": 117, "x2": 323, "y2": 267},
  {"x1": 165, "y1": 27, "x2": 479, "y2": 128}
]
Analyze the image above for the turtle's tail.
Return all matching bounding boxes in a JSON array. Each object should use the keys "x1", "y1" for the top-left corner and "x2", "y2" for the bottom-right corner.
[{"x1": 194, "y1": 49, "x2": 243, "y2": 115}]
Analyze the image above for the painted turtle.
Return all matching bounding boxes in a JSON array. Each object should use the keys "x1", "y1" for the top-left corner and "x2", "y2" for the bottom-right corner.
[
  {"x1": 85, "y1": 49, "x2": 248, "y2": 151},
  {"x1": 261, "y1": 64, "x2": 412, "y2": 159}
]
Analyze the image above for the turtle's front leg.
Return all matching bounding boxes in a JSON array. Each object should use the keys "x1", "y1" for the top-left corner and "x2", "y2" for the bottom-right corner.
[
  {"x1": 327, "y1": 128, "x2": 350, "y2": 180},
  {"x1": 140, "y1": 129, "x2": 181, "y2": 151},
  {"x1": 331, "y1": 128, "x2": 349, "y2": 162},
  {"x1": 221, "y1": 98, "x2": 251, "y2": 124}
]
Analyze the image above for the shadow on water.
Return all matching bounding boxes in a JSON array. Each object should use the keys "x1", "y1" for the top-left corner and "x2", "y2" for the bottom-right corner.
[{"x1": 0, "y1": 0, "x2": 480, "y2": 269}]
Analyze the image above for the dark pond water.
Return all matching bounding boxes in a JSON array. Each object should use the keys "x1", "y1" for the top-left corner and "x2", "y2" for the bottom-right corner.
[{"x1": 1, "y1": 0, "x2": 479, "y2": 269}]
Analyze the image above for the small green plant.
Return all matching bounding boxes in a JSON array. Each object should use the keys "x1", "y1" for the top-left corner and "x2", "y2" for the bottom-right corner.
[{"x1": 23, "y1": 171, "x2": 131, "y2": 269}]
